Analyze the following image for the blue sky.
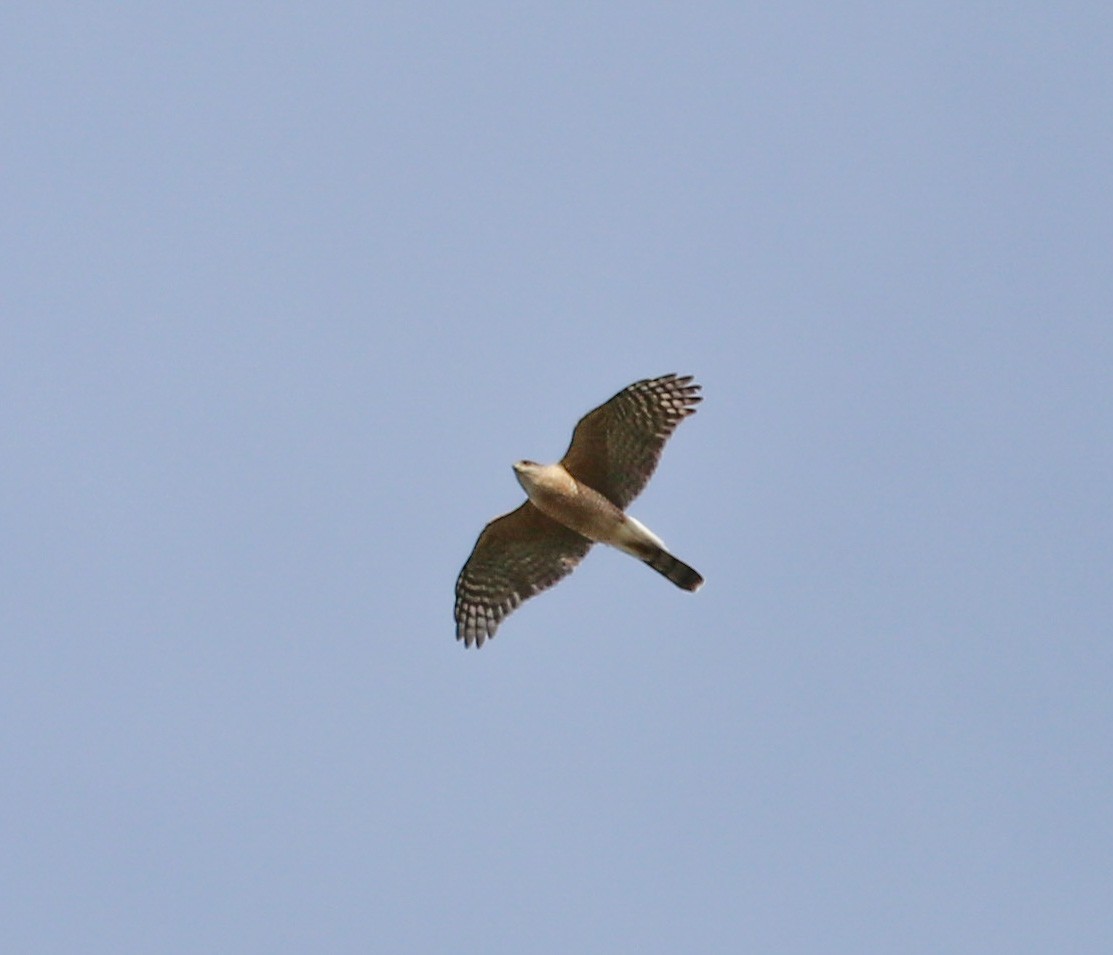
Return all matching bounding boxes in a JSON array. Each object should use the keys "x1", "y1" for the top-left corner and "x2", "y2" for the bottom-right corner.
[{"x1": 3, "y1": 3, "x2": 1112, "y2": 952}]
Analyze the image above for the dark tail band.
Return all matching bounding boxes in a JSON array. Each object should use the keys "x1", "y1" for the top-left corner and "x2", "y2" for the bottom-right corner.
[{"x1": 645, "y1": 548, "x2": 704, "y2": 592}]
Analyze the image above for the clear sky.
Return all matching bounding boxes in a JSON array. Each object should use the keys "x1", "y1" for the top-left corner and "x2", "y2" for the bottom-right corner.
[{"x1": 4, "y1": 3, "x2": 1112, "y2": 952}]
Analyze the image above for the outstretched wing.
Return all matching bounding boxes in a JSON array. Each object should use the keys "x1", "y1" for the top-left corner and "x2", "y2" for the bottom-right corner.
[
  {"x1": 559, "y1": 373, "x2": 701, "y2": 509},
  {"x1": 454, "y1": 502, "x2": 593, "y2": 647}
]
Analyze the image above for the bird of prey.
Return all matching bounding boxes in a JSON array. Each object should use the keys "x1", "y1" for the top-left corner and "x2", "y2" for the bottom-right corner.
[{"x1": 455, "y1": 373, "x2": 704, "y2": 647}]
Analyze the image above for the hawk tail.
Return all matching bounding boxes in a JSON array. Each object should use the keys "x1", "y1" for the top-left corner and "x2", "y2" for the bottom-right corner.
[{"x1": 645, "y1": 547, "x2": 704, "y2": 592}]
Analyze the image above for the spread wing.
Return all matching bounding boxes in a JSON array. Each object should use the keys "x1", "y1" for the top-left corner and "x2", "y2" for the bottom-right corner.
[
  {"x1": 455, "y1": 502, "x2": 593, "y2": 647},
  {"x1": 559, "y1": 373, "x2": 701, "y2": 509}
]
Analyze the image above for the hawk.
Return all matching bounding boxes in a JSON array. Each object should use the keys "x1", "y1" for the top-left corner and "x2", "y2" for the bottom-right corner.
[{"x1": 455, "y1": 373, "x2": 704, "y2": 647}]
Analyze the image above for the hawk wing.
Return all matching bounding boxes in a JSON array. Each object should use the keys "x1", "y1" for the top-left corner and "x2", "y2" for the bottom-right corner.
[
  {"x1": 559, "y1": 373, "x2": 701, "y2": 509},
  {"x1": 455, "y1": 502, "x2": 593, "y2": 647}
]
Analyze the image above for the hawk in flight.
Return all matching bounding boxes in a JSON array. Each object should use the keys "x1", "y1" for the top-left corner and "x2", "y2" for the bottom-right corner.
[{"x1": 455, "y1": 373, "x2": 704, "y2": 647}]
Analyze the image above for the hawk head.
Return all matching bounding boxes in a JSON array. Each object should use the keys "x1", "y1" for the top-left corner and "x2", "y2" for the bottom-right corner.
[{"x1": 513, "y1": 459, "x2": 539, "y2": 484}]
